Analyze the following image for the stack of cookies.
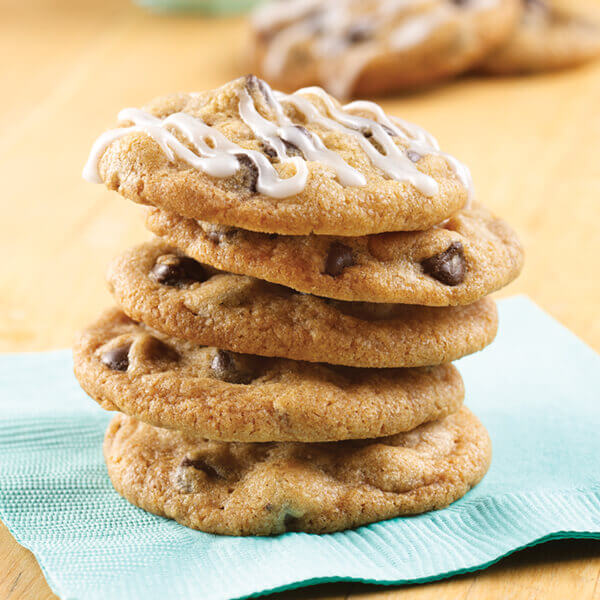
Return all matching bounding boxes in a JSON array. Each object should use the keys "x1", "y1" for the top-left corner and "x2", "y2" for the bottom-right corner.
[
  {"x1": 250, "y1": 0, "x2": 600, "y2": 98},
  {"x1": 74, "y1": 75, "x2": 523, "y2": 536}
]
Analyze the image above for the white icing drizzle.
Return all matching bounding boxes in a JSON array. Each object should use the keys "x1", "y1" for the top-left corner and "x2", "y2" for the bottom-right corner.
[
  {"x1": 336, "y1": 95, "x2": 472, "y2": 200},
  {"x1": 238, "y1": 88, "x2": 365, "y2": 187},
  {"x1": 82, "y1": 107, "x2": 307, "y2": 198},
  {"x1": 83, "y1": 78, "x2": 472, "y2": 201},
  {"x1": 255, "y1": 0, "x2": 500, "y2": 99},
  {"x1": 276, "y1": 86, "x2": 440, "y2": 196}
]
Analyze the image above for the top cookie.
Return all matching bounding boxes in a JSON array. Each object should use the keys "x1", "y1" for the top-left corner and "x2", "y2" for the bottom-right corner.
[
  {"x1": 479, "y1": 0, "x2": 600, "y2": 75},
  {"x1": 83, "y1": 75, "x2": 471, "y2": 236},
  {"x1": 252, "y1": 0, "x2": 521, "y2": 98}
]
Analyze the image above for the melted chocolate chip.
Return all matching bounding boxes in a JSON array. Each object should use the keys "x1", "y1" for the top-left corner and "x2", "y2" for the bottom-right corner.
[
  {"x1": 180, "y1": 456, "x2": 221, "y2": 479},
  {"x1": 361, "y1": 124, "x2": 397, "y2": 153},
  {"x1": 261, "y1": 140, "x2": 278, "y2": 160},
  {"x1": 233, "y1": 154, "x2": 259, "y2": 193},
  {"x1": 362, "y1": 124, "x2": 397, "y2": 138},
  {"x1": 245, "y1": 74, "x2": 270, "y2": 98},
  {"x1": 283, "y1": 513, "x2": 301, "y2": 532},
  {"x1": 292, "y1": 125, "x2": 311, "y2": 137},
  {"x1": 211, "y1": 350, "x2": 256, "y2": 384},
  {"x1": 150, "y1": 255, "x2": 207, "y2": 287},
  {"x1": 421, "y1": 241, "x2": 466, "y2": 286},
  {"x1": 324, "y1": 243, "x2": 355, "y2": 277},
  {"x1": 101, "y1": 343, "x2": 131, "y2": 372},
  {"x1": 407, "y1": 149, "x2": 422, "y2": 162},
  {"x1": 260, "y1": 138, "x2": 304, "y2": 162},
  {"x1": 179, "y1": 257, "x2": 207, "y2": 281},
  {"x1": 283, "y1": 139, "x2": 304, "y2": 159}
]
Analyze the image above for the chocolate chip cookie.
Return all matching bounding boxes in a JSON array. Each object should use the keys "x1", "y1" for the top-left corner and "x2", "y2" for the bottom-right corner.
[
  {"x1": 107, "y1": 240, "x2": 498, "y2": 368},
  {"x1": 479, "y1": 0, "x2": 600, "y2": 74},
  {"x1": 83, "y1": 75, "x2": 472, "y2": 236},
  {"x1": 73, "y1": 308, "x2": 465, "y2": 442},
  {"x1": 252, "y1": 0, "x2": 521, "y2": 97},
  {"x1": 145, "y1": 203, "x2": 523, "y2": 306},
  {"x1": 104, "y1": 407, "x2": 491, "y2": 535}
]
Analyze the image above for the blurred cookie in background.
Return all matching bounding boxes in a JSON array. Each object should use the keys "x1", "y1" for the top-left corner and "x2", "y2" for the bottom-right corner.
[
  {"x1": 250, "y1": 0, "x2": 522, "y2": 98},
  {"x1": 478, "y1": 0, "x2": 600, "y2": 74}
]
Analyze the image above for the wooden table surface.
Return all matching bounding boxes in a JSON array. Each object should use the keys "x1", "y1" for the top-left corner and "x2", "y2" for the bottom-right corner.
[{"x1": 1, "y1": 0, "x2": 599, "y2": 598}]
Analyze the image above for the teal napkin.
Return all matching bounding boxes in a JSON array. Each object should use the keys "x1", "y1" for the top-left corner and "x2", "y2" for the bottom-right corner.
[
  {"x1": 1, "y1": 296, "x2": 599, "y2": 600},
  {"x1": 134, "y1": 0, "x2": 262, "y2": 15}
]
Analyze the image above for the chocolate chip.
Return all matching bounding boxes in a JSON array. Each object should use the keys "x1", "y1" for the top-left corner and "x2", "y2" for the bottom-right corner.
[
  {"x1": 205, "y1": 226, "x2": 232, "y2": 244},
  {"x1": 346, "y1": 22, "x2": 374, "y2": 43},
  {"x1": 324, "y1": 243, "x2": 354, "y2": 277},
  {"x1": 180, "y1": 456, "x2": 221, "y2": 479},
  {"x1": 101, "y1": 343, "x2": 131, "y2": 371},
  {"x1": 245, "y1": 74, "x2": 270, "y2": 98},
  {"x1": 362, "y1": 124, "x2": 397, "y2": 138},
  {"x1": 180, "y1": 257, "x2": 207, "y2": 281},
  {"x1": 421, "y1": 241, "x2": 466, "y2": 286},
  {"x1": 361, "y1": 124, "x2": 397, "y2": 153},
  {"x1": 233, "y1": 153, "x2": 259, "y2": 193},
  {"x1": 407, "y1": 150, "x2": 422, "y2": 162},
  {"x1": 260, "y1": 138, "x2": 304, "y2": 162},
  {"x1": 292, "y1": 125, "x2": 311, "y2": 137},
  {"x1": 211, "y1": 350, "x2": 256, "y2": 384},
  {"x1": 283, "y1": 513, "x2": 301, "y2": 532},
  {"x1": 283, "y1": 139, "x2": 304, "y2": 159},
  {"x1": 150, "y1": 255, "x2": 207, "y2": 287},
  {"x1": 260, "y1": 140, "x2": 278, "y2": 160},
  {"x1": 150, "y1": 262, "x2": 181, "y2": 286}
]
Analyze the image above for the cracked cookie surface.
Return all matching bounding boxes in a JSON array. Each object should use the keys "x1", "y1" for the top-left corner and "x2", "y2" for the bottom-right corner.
[
  {"x1": 73, "y1": 308, "x2": 465, "y2": 442},
  {"x1": 104, "y1": 407, "x2": 491, "y2": 535},
  {"x1": 107, "y1": 240, "x2": 498, "y2": 368},
  {"x1": 145, "y1": 203, "x2": 523, "y2": 306},
  {"x1": 84, "y1": 76, "x2": 471, "y2": 236}
]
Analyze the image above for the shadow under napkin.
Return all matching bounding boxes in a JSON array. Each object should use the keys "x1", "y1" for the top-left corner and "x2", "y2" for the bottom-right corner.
[{"x1": 0, "y1": 296, "x2": 599, "y2": 600}]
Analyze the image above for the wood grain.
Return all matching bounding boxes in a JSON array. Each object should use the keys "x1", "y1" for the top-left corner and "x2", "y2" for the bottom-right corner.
[{"x1": 1, "y1": 0, "x2": 599, "y2": 598}]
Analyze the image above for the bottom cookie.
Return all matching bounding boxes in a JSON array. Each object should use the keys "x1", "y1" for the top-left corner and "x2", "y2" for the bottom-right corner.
[{"x1": 104, "y1": 408, "x2": 491, "y2": 536}]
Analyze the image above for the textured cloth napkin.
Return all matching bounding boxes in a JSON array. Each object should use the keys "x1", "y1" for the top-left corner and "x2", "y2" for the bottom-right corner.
[{"x1": 0, "y1": 296, "x2": 599, "y2": 600}]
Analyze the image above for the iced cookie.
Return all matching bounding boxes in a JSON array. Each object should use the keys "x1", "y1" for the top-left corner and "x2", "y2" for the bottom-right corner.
[
  {"x1": 104, "y1": 407, "x2": 491, "y2": 535},
  {"x1": 479, "y1": 0, "x2": 600, "y2": 74},
  {"x1": 251, "y1": 0, "x2": 521, "y2": 97},
  {"x1": 107, "y1": 240, "x2": 498, "y2": 368},
  {"x1": 145, "y1": 203, "x2": 523, "y2": 306},
  {"x1": 73, "y1": 308, "x2": 465, "y2": 442},
  {"x1": 83, "y1": 75, "x2": 472, "y2": 236}
]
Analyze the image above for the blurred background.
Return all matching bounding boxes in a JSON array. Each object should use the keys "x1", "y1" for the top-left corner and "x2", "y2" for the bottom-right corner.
[{"x1": 1, "y1": 0, "x2": 599, "y2": 354}]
